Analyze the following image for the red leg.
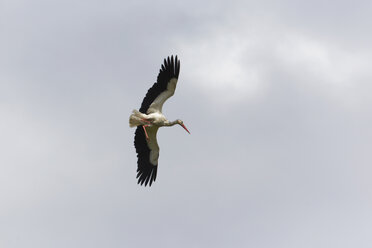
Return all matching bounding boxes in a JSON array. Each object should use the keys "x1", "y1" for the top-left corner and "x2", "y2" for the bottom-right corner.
[
  {"x1": 142, "y1": 125, "x2": 149, "y2": 140},
  {"x1": 141, "y1": 118, "x2": 151, "y2": 124}
]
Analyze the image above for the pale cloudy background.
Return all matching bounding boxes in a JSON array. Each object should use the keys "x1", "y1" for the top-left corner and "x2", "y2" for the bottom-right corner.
[{"x1": 1, "y1": 0, "x2": 372, "y2": 247}]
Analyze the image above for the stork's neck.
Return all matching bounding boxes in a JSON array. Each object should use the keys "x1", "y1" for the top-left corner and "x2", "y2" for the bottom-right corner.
[{"x1": 164, "y1": 120, "x2": 179, "y2": 126}]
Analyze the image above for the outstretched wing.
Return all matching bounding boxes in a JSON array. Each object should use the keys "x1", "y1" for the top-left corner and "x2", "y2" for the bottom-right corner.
[
  {"x1": 139, "y1": 55, "x2": 180, "y2": 114},
  {"x1": 134, "y1": 126, "x2": 159, "y2": 186}
]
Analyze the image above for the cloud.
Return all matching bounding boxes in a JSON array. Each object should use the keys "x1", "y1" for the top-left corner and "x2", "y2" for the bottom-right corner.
[
  {"x1": 174, "y1": 29, "x2": 264, "y2": 105},
  {"x1": 170, "y1": 2, "x2": 372, "y2": 110}
]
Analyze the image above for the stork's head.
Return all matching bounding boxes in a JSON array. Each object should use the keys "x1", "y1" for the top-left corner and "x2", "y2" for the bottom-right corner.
[{"x1": 176, "y1": 119, "x2": 190, "y2": 134}]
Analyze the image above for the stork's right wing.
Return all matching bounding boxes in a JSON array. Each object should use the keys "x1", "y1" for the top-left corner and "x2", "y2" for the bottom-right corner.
[{"x1": 139, "y1": 56, "x2": 180, "y2": 114}]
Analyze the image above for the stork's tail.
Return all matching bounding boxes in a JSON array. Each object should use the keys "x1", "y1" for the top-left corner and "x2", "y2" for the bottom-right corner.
[{"x1": 129, "y1": 110, "x2": 147, "y2": 127}]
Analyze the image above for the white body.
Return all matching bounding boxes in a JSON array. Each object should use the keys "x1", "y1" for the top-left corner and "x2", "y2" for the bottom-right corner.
[{"x1": 129, "y1": 110, "x2": 167, "y2": 127}]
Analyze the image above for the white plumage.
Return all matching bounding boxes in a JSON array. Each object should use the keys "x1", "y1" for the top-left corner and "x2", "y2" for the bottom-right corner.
[{"x1": 129, "y1": 56, "x2": 190, "y2": 186}]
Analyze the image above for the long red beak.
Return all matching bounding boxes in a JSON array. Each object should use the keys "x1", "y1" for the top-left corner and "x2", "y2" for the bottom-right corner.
[{"x1": 181, "y1": 123, "x2": 190, "y2": 134}]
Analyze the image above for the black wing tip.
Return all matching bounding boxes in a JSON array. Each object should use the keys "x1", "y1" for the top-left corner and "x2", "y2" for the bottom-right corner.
[
  {"x1": 137, "y1": 165, "x2": 158, "y2": 187},
  {"x1": 159, "y1": 55, "x2": 180, "y2": 79}
]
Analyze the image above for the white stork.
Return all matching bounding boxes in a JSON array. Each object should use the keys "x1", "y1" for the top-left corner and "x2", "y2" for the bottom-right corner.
[{"x1": 129, "y1": 55, "x2": 190, "y2": 186}]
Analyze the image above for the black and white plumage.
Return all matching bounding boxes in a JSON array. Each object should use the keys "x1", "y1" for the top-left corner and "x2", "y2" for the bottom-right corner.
[{"x1": 129, "y1": 56, "x2": 190, "y2": 187}]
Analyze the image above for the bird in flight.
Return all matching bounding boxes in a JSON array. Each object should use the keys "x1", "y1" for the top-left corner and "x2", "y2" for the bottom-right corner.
[{"x1": 129, "y1": 55, "x2": 190, "y2": 187}]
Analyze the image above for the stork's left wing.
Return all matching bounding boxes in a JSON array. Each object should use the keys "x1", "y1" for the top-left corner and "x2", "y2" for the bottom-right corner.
[
  {"x1": 134, "y1": 125, "x2": 160, "y2": 186},
  {"x1": 139, "y1": 56, "x2": 180, "y2": 114}
]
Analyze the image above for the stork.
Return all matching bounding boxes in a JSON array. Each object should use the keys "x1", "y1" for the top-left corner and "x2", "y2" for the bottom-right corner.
[{"x1": 129, "y1": 55, "x2": 190, "y2": 187}]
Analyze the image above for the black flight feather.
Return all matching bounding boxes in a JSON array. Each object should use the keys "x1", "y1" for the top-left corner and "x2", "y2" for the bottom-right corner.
[
  {"x1": 139, "y1": 55, "x2": 180, "y2": 114},
  {"x1": 134, "y1": 126, "x2": 158, "y2": 186}
]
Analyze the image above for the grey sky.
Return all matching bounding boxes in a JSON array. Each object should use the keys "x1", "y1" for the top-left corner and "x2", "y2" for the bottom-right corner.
[{"x1": 1, "y1": 0, "x2": 372, "y2": 247}]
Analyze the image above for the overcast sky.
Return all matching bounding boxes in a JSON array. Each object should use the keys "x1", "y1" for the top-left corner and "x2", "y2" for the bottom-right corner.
[{"x1": 1, "y1": 0, "x2": 372, "y2": 247}]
